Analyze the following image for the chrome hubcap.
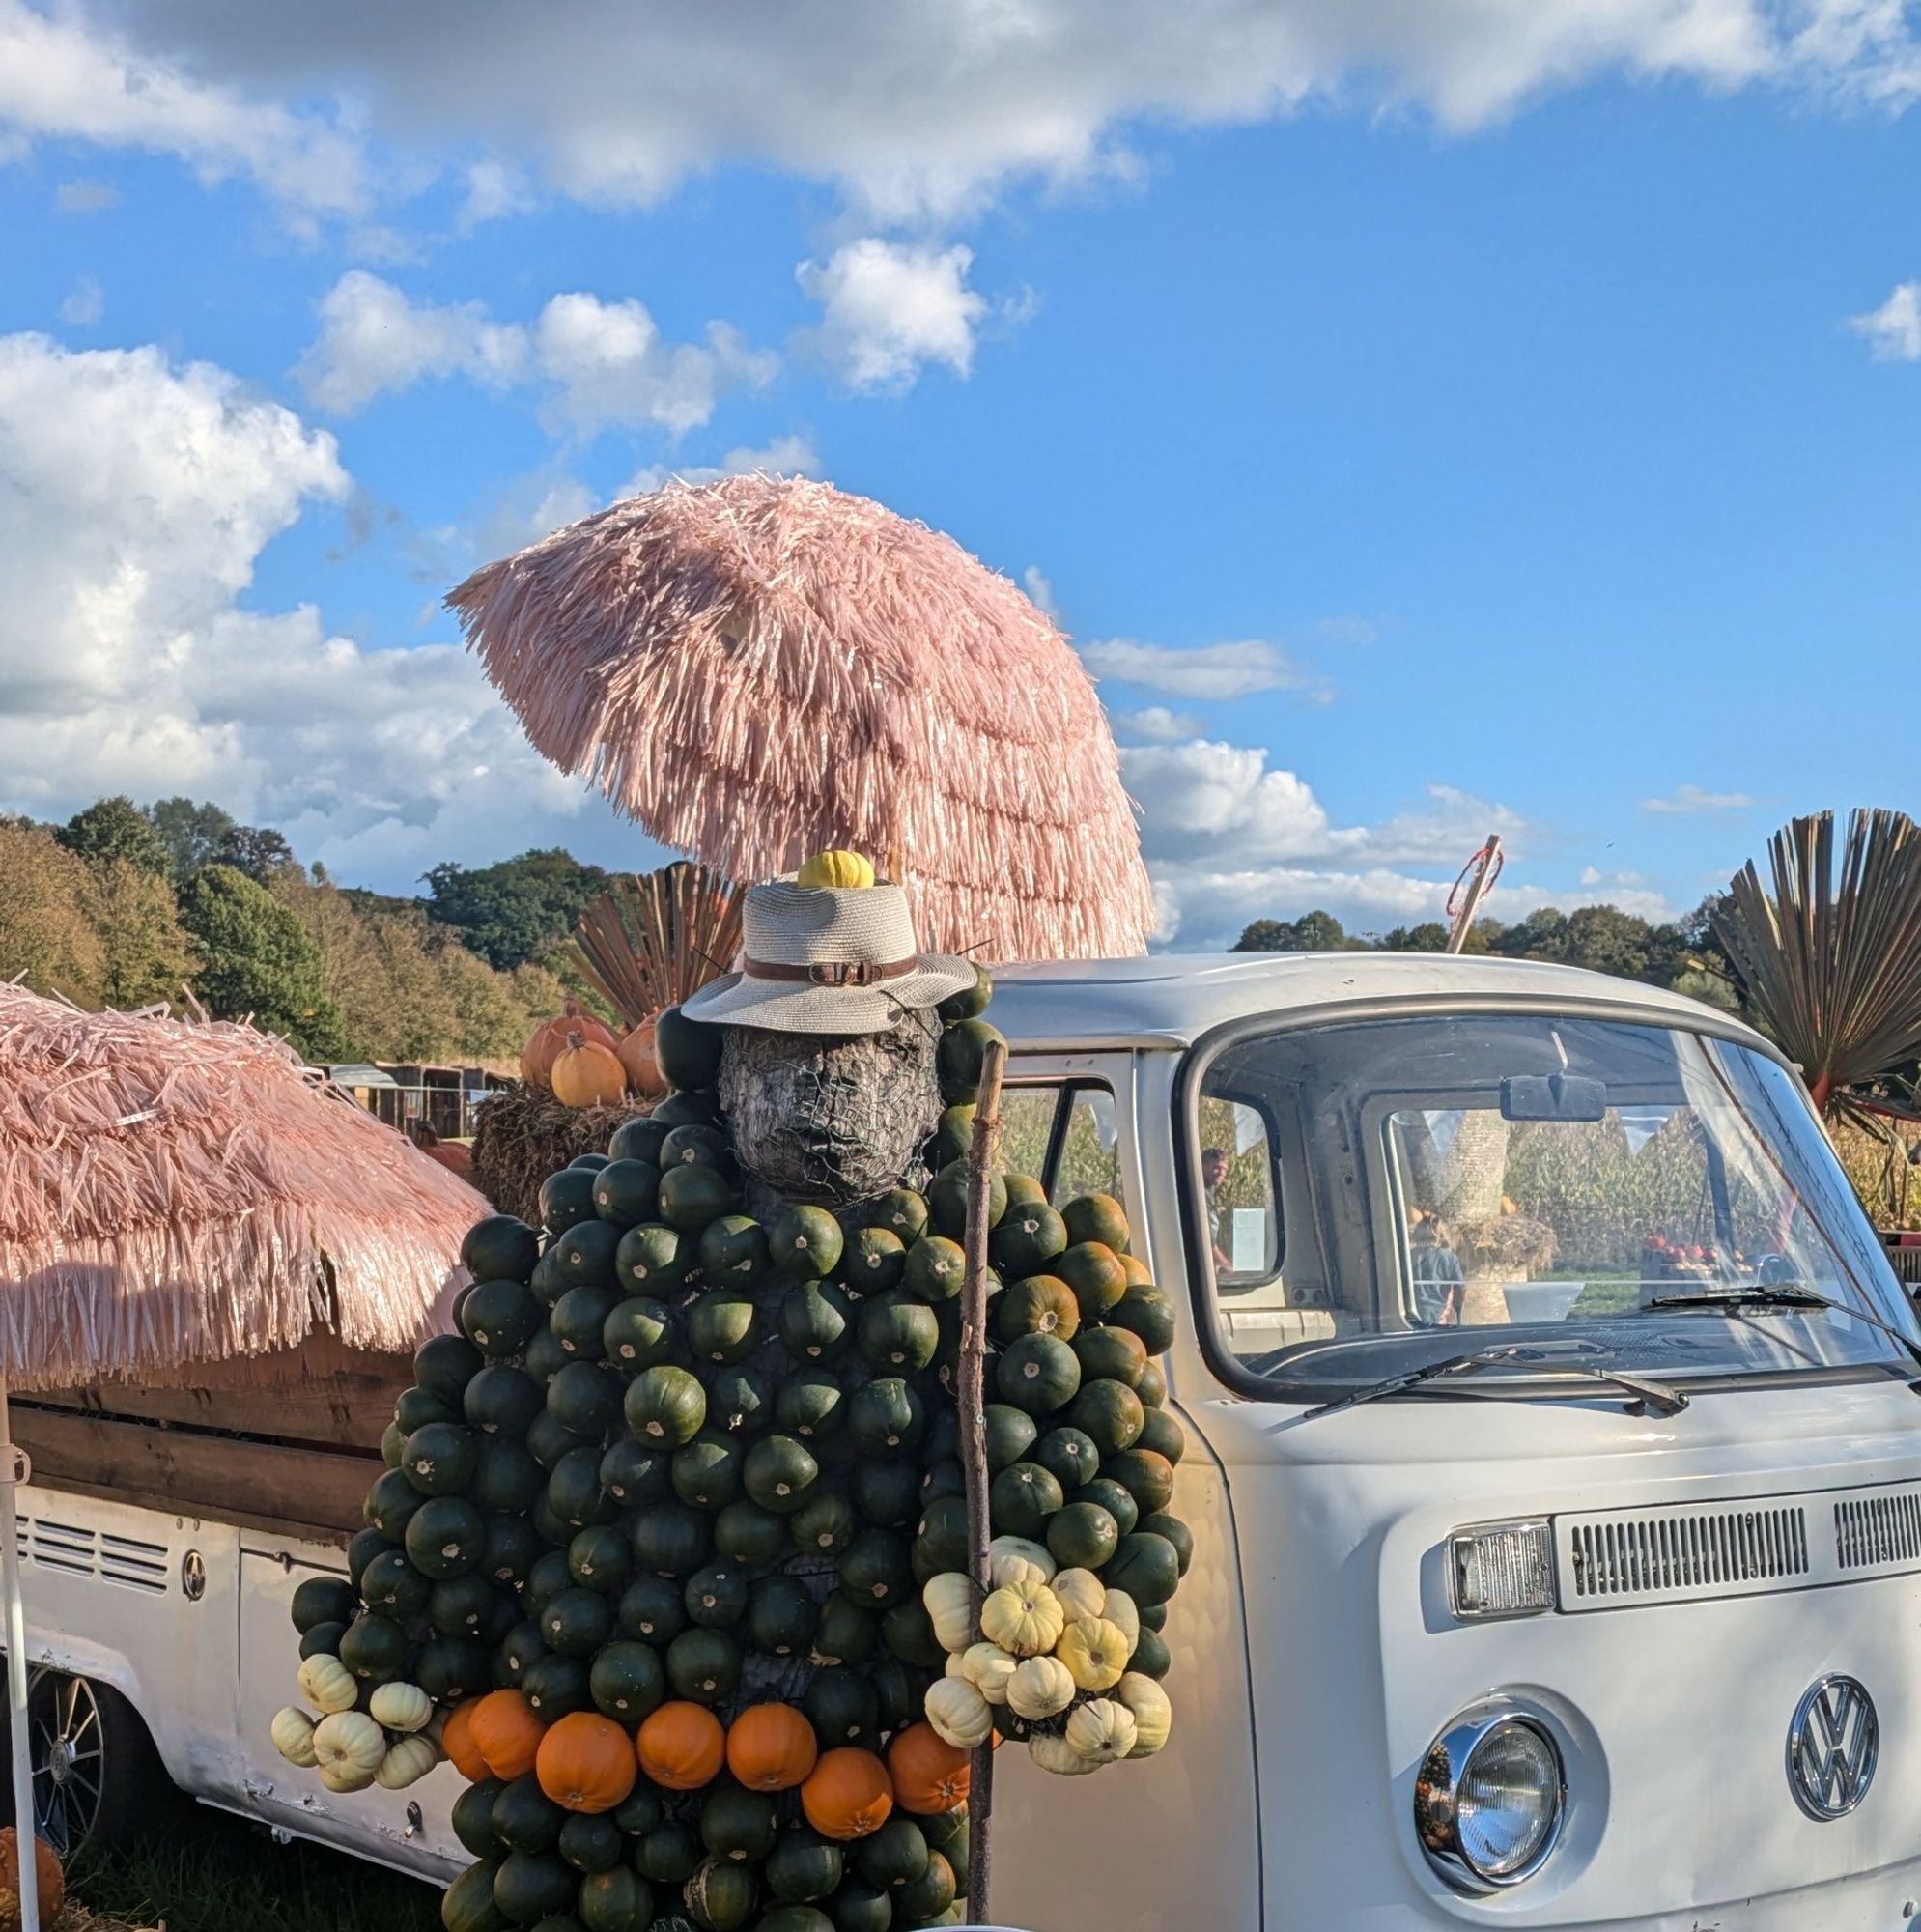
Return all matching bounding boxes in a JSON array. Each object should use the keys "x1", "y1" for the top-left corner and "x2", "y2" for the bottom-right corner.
[{"x1": 28, "y1": 1674, "x2": 103, "y2": 1856}]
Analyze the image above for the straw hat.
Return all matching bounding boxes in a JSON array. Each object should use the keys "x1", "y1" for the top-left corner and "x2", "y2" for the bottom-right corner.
[{"x1": 681, "y1": 878, "x2": 974, "y2": 1036}]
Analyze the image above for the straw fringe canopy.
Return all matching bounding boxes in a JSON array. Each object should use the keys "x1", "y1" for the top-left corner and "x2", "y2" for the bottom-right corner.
[
  {"x1": 448, "y1": 473, "x2": 1155, "y2": 961},
  {"x1": 0, "y1": 986, "x2": 487, "y2": 1390}
]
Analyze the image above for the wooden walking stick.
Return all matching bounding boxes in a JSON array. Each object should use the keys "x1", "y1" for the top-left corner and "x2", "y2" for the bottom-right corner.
[{"x1": 959, "y1": 1035, "x2": 1006, "y2": 1927}]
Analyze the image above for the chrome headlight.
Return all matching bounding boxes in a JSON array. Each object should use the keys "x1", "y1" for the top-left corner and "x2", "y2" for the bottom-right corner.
[{"x1": 1415, "y1": 1707, "x2": 1565, "y2": 1893}]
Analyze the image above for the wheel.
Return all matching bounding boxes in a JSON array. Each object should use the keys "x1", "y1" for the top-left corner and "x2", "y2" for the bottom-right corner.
[{"x1": 0, "y1": 1669, "x2": 182, "y2": 1854}]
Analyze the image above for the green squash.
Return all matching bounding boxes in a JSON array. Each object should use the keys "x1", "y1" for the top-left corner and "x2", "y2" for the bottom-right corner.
[
  {"x1": 546, "y1": 1446, "x2": 613, "y2": 1528},
  {"x1": 826, "y1": 1880, "x2": 892, "y2": 1932},
  {"x1": 1029, "y1": 1426, "x2": 1099, "y2": 1492},
  {"x1": 913, "y1": 1495, "x2": 970, "y2": 1575},
  {"x1": 1139, "y1": 1511, "x2": 1194, "y2": 1576},
  {"x1": 466, "y1": 1364, "x2": 545, "y2": 1438},
  {"x1": 919, "y1": 1460, "x2": 966, "y2": 1507},
  {"x1": 459, "y1": 1277, "x2": 540, "y2": 1359},
  {"x1": 701, "y1": 1784, "x2": 778, "y2": 1863},
  {"x1": 864, "y1": 1187, "x2": 929, "y2": 1242},
  {"x1": 615, "y1": 1223, "x2": 694, "y2": 1294},
  {"x1": 1137, "y1": 1407, "x2": 1185, "y2": 1464},
  {"x1": 1003, "y1": 1171, "x2": 1046, "y2": 1210},
  {"x1": 470, "y1": 1436, "x2": 545, "y2": 1514},
  {"x1": 463, "y1": 1215, "x2": 541, "y2": 1285},
  {"x1": 708, "y1": 1365, "x2": 774, "y2": 1435},
  {"x1": 652, "y1": 1089, "x2": 721, "y2": 1130},
  {"x1": 440, "y1": 1858, "x2": 507, "y2": 1932},
  {"x1": 683, "y1": 1562, "x2": 749, "y2": 1630},
  {"x1": 927, "y1": 1160, "x2": 1007, "y2": 1241},
  {"x1": 993, "y1": 1274, "x2": 1078, "y2": 1345},
  {"x1": 1108, "y1": 1284, "x2": 1177, "y2": 1355},
  {"x1": 404, "y1": 1496, "x2": 485, "y2": 1579},
  {"x1": 577, "y1": 1866, "x2": 655, "y2": 1932},
  {"x1": 548, "y1": 1358, "x2": 623, "y2": 1439},
  {"x1": 1130, "y1": 1624, "x2": 1172, "y2": 1679},
  {"x1": 588, "y1": 1639, "x2": 664, "y2": 1723},
  {"x1": 523, "y1": 1328, "x2": 572, "y2": 1386},
  {"x1": 297, "y1": 1620, "x2": 346, "y2": 1661},
  {"x1": 560, "y1": 1813, "x2": 625, "y2": 1876},
  {"x1": 527, "y1": 1410, "x2": 593, "y2": 1473},
  {"x1": 1046, "y1": 1500, "x2": 1119, "y2": 1571},
  {"x1": 1054, "y1": 1242, "x2": 1128, "y2": 1321},
  {"x1": 655, "y1": 1005, "x2": 722, "y2": 1088},
  {"x1": 867, "y1": 1657, "x2": 923, "y2": 1734},
  {"x1": 880, "y1": 1601, "x2": 943, "y2": 1669},
  {"x1": 551, "y1": 1285, "x2": 624, "y2": 1363},
  {"x1": 428, "y1": 1571, "x2": 497, "y2": 1636},
  {"x1": 416, "y1": 1636, "x2": 490, "y2": 1704},
  {"x1": 521, "y1": 1652, "x2": 593, "y2": 1719},
  {"x1": 858, "y1": 1293, "x2": 940, "y2": 1373},
  {"x1": 608, "y1": 1116, "x2": 670, "y2": 1166},
  {"x1": 626, "y1": 1364, "x2": 708, "y2": 1446},
  {"x1": 937, "y1": 965, "x2": 992, "y2": 1025},
  {"x1": 380, "y1": 1418, "x2": 407, "y2": 1470},
  {"x1": 981, "y1": 1405, "x2": 1038, "y2": 1472},
  {"x1": 666, "y1": 1626, "x2": 742, "y2": 1704},
  {"x1": 593, "y1": 1158, "x2": 662, "y2": 1230},
  {"x1": 766, "y1": 1827, "x2": 844, "y2": 1904},
  {"x1": 804, "y1": 1667, "x2": 880, "y2": 1748},
  {"x1": 901, "y1": 1236, "x2": 967, "y2": 1304},
  {"x1": 658, "y1": 1162, "x2": 737, "y2": 1234},
  {"x1": 492, "y1": 1620, "x2": 545, "y2": 1689},
  {"x1": 1136, "y1": 1357, "x2": 1168, "y2": 1408},
  {"x1": 451, "y1": 1778, "x2": 507, "y2": 1861},
  {"x1": 550, "y1": 1219, "x2": 623, "y2": 1291},
  {"x1": 781, "y1": 1279, "x2": 856, "y2": 1361},
  {"x1": 760, "y1": 1912, "x2": 835, "y2": 1932},
  {"x1": 990, "y1": 1203, "x2": 1068, "y2": 1279},
  {"x1": 715, "y1": 1499, "x2": 791, "y2": 1567},
  {"x1": 632, "y1": 1501, "x2": 714, "y2": 1576},
  {"x1": 1073, "y1": 1476, "x2": 1139, "y2": 1537},
  {"x1": 1104, "y1": 1447, "x2": 1176, "y2": 1516},
  {"x1": 1061, "y1": 1192, "x2": 1132, "y2": 1255},
  {"x1": 776, "y1": 1368, "x2": 846, "y2": 1440},
  {"x1": 673, "y1": 1431, "x2": 746, "y2": 1511},
  {"x1": 748, "y1": 1575, "x2": 819, "y2": 1658},
  {"x1": 989, "y1": 1462, "x2": 1063, "y2": 1540},
  {"x1": 661, "y1": 1122, "x2": 730, "y2": 1168},
  {"x1": 612, "y1": 1787, "x2": 663, "y2": 1836},
  {"x1": 346, "y1": 1525, "x2": 391, "y2": 1590},
  {"x1": 492, "y1": 1775, "x2": 566, "y2": 1854},
  {"x1": 792, "y1": 1492, "x2": 860, "y2": 1555},
  {"x1": 599, "y1": 1438, "x2": 670, "y2": 1509},
  {"x1": 927, "y1": 1103, "x2": 975, "y2": 1171},
  {"x1": 936, "y1": 1018, "x2": 1006, "y2": 1106},
  {"x1": 849, "y1": 1378, "x2": 924, "y2": 1456},
  {"x1": 855, "y1": 1818, "x2": 928, "y2": 1891},
  {"x1": 1072, "y1": 1324, "x2": 1148, "y2": 1389},
  {"x1": 686, "y1": 1855, "x2": 760, "y2": 1930},
  {"x1": 541, "y1": 1585, "x2": 614, "y2": 1659},
  {"x1": 396, "y1": 1385, "x2": 459, "y2": 1435},
  {"x1": 540, "y1": 1168, "x2": 600, "y2": 1235},
  {"x1": 837, "y1": 1527, "x2": 913, "y2": 1609},
  {"x1": 837, "y1": 1226, "x2": 906, "y2": 1295},
  {"x1": 995, "y1": 1333, "x2": 1081, "y2": 1416},
  {"x1": 492, "y1": 1850, "x2": 578, "y2": 1924},
  {"x1": 1068, "y1": 1378, "x2": 1145, "y2": 1456},
  {"x1": 744, "y1": 1435, "x2": 819, "y2": 1515},
  {"x1": 636, "y1": 1818, "x2": 702, "y2": 1884},
  {"x1": 771, "y1": 1203, "x2": 844, "y2": 1279},
  {"x1": 851, "y1": 1460, "x2": 919, "y2": 1529},
  {"x1": 1101, "y1": 1529, "x2": 1181, "y2": 1607},
  {"x1": 530, "y1": 1252, "x2": 573, "y2": 1310},
  {"x1": 809, "y1": 1593, "x2": 878, "y2": 1668},
  {"x1": 290, "y1": 1577, "x2": 355, "y2": 1634},
  {"x1": 617, "y1": 1573, "x2": 689, "y2": 1645},
  {"x1": 701, "y1": 1213, "x2": 770, "y2": 1280},
  {"x1": 524, "y1": 1549, "x2": 576, "y2": 1620},
  {"x1": 603, "y1": 1293, "x2": 678, "y2": 1369},
  {"x1": 894, "y1": 1850, "x2": 956, "y2": 1923},
  {"x1": 688, "y1": 1290, "x2": 762, "y2": 1365},
  {"x1": 567, "y1": 1523, "x2": 631, "y2": 1591},
  {"x1": 919, "y1": 1804, "x2": 967, "y2": 1861}
]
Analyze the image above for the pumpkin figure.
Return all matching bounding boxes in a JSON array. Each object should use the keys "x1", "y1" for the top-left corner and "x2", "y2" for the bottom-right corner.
[
  {"x1": 440, "y1": 1696, "x2": 490, "y2": 1782},
  {"x1": 0, "y1": 1832, "x2": 64, "y2": 1931},
  {"x1": 551, "y1": 1030, "x2": 628, "y2": 1109},
  {"x1": 725, "y1": 1702, "x2": 819, "y2": 1791},
  {"x1": 801, "y1": 1747, "x2": 895, "y2": 1840},
  {"x1": 536, "y1": 1711, "x2": 638, "y2": 1813},
  {"x1": 887, "y1": 1723, "x2": 972, "y2": 1815},
  {"x1": 522, "y1": 1000, "x2": 619, "y2": 1088},
  {"x1": 468, "y1": 1688, "x2": 548, "y2": 1781},
  {"x1": 637, "y1": 1701, "x2": 726, "y2": 1790},
  {"x1": 617, "y1": 1015, "x2": 667, "y2": 1097}
]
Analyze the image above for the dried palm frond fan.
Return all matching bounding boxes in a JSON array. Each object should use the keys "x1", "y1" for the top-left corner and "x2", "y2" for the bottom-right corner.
[
  {"x1": 1712, "y1": 808, "x2": 1921, "y2": 1122},
  {"x1": 567, "y1": 859, "x2": 743, "y2": 1029}
]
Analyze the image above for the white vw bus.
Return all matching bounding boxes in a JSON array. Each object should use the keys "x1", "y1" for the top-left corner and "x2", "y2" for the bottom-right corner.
[{"x1": 8, "y1": 951, "x2": 1920, "y2": 1930}]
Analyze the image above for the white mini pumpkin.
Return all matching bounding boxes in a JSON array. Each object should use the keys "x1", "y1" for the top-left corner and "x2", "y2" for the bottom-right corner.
[
  {"x1": 1029, "y1": 1732, "x2": 1099, "y2": 1776},
  {"x1": 958, "y1": 1641, "x2": 1018, "y2": 1706},
  {"x1": 1101, "y1": 1589, "x2": 1142, "y2": 1657},
  {"x1": 924, "y1": 1676, "x2": 994, "y2": 1750},
  {"x1": 1004, "y1": 1655, "x2": 1076, "y2": 1721},
  {"x1": 986, "y1": 1535, "x2": 1056, "y2": 1591},
  {"x1": 1050, "y1": 1569, "x2": 1106, "y2": 1622},
  {"x1": 1065, "y1": 1698, "x2": 1139, "y2": 1765},
  {"x1": 1116, "y1": 1672, "x2": 1172, "y2": 1757},
  {"x1": 270, "y1": 1706, "x2": 319, "y2": 1769},
  {"x1": 980, "y1": 1582, "x2": 1064, "y2": 1658},
  {"x1": 297, "y1": 1654, "x2": 358, "y2": 1715},
  {"x1": 369, "y1": 1682, "x2": 433, "y2": 1734},
  {"x1": 376, "y1": 1734, "x2": 441, "y2": 1790},
  {"x1": 921, "y1": 1571, "x2": 975, "y2": 1655},
  {"x1": 312, "y1": 1711, "x2": 386, "y2": 1792}
]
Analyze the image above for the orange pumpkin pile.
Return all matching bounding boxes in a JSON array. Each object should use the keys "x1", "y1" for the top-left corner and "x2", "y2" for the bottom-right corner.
[
  {"x1": 0, "y1": 1831, "x2": 63, "y2": 1932},
  {"x1": 520, "y1": 998, "x2": 665, "y2": 1108}
]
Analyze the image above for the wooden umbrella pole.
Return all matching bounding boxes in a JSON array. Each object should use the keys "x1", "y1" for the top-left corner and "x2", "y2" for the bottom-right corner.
[{"x1": 958, "y1": 1036, "x2": 1006, "y2": 1928}]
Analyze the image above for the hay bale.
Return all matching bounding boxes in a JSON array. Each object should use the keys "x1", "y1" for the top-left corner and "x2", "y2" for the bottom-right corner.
[{"x1": 472, "y1": 1081, "x2": 652, "y2": 1223}]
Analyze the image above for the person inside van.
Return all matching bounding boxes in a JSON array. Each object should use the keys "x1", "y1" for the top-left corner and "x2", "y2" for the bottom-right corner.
[
  {"x1": 1410, "y1": 1210, "x2": 1466, "y2": 1326},
  {"x1": 1202, "y1": 1146, "x2": 1232, "y2": 1275}
]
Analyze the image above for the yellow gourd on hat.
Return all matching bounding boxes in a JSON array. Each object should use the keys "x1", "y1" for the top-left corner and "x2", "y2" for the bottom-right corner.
[{"x1": 796, "y1": 849, "x2": 875, "y2": 889}]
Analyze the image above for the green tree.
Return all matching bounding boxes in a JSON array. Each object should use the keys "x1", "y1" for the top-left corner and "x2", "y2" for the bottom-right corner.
[
  {"x1": 1564, "y1": 904, "x2": 1653, "y2": 980},
  {"x1": 57, "y1": 796, "x2": 171, "y2": 877},
  {"x1": 1230, "y1": 919, "x2": 1294, "y2": 952},
  {"x1": 146, "y1": 797, "x2": 239, "y2": 884},
  {"x1": 180, "y1": 864, "x2": 349, "y2": 1060},
  {"x1": 1230, "y1": 910, "x2": 1351, "y2": 952},
  {"x1": 1493, "y1": 906, "x2": 1570, "y2": 962},
  {"x1": 423, "y1": 849, "x2": 610, "y2": 969},
  {"x1": 1381, "y1": 922, "x2": 1452, "y2": 952},
  {"x1": 78, "y1": 859, "x2": 196, "y2": 1008},
  {"x1": 0, "y1": 821, "x2": 105, "y2": 1001},
  {"x1": 215, "y1": 823, "x2": 299, "y2": 882}
]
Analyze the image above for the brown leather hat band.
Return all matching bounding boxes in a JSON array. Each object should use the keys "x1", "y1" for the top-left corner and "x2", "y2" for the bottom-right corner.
[{"x1": 741, "y1": 955, "x2": 918, "y2": 988}]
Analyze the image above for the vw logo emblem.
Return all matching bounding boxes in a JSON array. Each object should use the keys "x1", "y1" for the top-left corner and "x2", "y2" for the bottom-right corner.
[{"x1": 1786, "y1": 1674, "x2": 1879, "y2": 1820}]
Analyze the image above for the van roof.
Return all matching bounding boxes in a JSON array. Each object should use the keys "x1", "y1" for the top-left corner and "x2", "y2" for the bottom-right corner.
[{"x1": 987, "y1": 951, "x2": 1756, "y2": 1052}]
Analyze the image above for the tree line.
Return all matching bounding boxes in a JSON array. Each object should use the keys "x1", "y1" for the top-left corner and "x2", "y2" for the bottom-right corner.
[{"x1": 0, "y1": 796, "x2": 612, "y2": 1065}]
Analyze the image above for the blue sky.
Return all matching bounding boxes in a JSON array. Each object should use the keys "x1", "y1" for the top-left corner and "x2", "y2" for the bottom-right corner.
[{"x1": 0, "y1": 1, "x2": 1918, "y2": 947}]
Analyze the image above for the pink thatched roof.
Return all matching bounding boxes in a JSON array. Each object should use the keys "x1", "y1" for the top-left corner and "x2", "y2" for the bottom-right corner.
[
  {"x1": 0, "y1": 986, "x2": 485, "y2": 1391},
  {"x1": 447, "y1": 474, "x2": 1155, "y2": 962}
]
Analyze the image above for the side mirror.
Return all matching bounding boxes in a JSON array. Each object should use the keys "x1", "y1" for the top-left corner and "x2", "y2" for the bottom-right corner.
[{"x1": 1501, "y1": 1072, "x2": 1607, "y2": 1122}]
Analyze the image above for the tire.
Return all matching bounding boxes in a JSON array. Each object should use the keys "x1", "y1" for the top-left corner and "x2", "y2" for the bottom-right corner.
[{"x1": 0, "y1": 1669, "x2": 184, "y2": 1855}]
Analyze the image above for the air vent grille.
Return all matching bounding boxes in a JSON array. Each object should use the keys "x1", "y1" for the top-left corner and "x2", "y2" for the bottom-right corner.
[
  {"x1": 17, "y1": 1517, "x2": 168, "y2": 1595},
  {"x1": 1835, "y1": 1491, "x2": 1921, "y2": 1570},
  {"x1": 1568, "y1": 1507, "x2": 1808, "y2": 1602}
]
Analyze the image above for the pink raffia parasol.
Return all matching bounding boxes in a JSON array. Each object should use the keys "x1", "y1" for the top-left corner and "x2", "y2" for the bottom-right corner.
[
  {"x1": 0, "y1": 986, "x2": 484, "y2": 1925},
  {"x1": 447, "y1": 473, "x2": 1155, "y2": 961}
]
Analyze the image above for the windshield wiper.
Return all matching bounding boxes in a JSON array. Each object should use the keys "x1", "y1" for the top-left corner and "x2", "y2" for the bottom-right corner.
[
  {"x1": 1645, "y1": 1284, "x2": 1921, "y2": 1372},
  {"x1": 1299, "y1": 1339, "x2": 1689, "y2": 1422}
]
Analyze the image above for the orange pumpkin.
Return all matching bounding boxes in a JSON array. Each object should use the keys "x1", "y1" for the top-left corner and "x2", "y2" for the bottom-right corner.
[
  {"x1": 801, "y1": 1747, "x2": 894, "y2": 1840},
  {"x1": 886, "y1": 1722, "x2": 971, "y2": 1815},
  {"x1": 441, "y1": 1697, "x2": 490, "y2": 1782},
  {"x1": 636, "y1": 1701, "x2": 726, "y2": 1791},
  {"x1": 522, "y1": 1001, "x2": 619, "y2": 1088},
  {"x1": 725, "y1": 1702, "x2": 819, "y2": 1792},
  {"x1": 536, "y1": 1712, "x2": 638, "y2": 1814},
  {"x1": 551, "y1": 1030, "x2": 628, "y2": 1109},
  {"x1": 469, "y1": 1688, "x2": 548, "y2": 1781},
  {"x1": 0, "y1": 1830, "x2": 63, "y2": 1930},
  {"x1": 617, "y1": 1015, "x2": 667, "y2": 1099}
]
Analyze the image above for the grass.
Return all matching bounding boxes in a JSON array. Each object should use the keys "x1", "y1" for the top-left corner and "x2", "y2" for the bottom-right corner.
[{"x1": 60, "y1": 1812, "x2": 441, "y2": 1932}]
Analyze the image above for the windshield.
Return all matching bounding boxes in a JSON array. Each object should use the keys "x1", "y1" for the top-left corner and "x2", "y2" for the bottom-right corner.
[{"x1": 1190, "y1": 1010, "x2": 1920, "y2": 1395}]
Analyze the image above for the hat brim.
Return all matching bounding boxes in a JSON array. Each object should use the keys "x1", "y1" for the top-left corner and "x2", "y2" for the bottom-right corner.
[{"x1": 680, "y1": 953, "x2": 976, "y2": 1036}]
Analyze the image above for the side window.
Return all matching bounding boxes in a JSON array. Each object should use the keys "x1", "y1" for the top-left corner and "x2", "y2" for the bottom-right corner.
[
  {"x1": 993, "y1": 1082, "x2": 1123, "y2": 1212},
  {"x1": 1196, "y1": 1094, "x2": 1281, "y2": 1290}
]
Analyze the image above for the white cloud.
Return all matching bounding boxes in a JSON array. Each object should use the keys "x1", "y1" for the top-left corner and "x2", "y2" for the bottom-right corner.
[
  {"x1": 58, "y1": 274, "x2": 103, "y2": 326},
  {"x1": 458, "y1": 158, "x2": 534, "y2": 229},
  {"x1": 617, "y1": 434, "x2": 819, "y2": 501},
  {"x1": 1116, "y1": 706, "x2": 1204, "y2": 742},
  {"x1": 0, "y1": 330, "x2": 591, "y2": 885},
  {"x1": 1080, "y1": 638, "x2": 1320, "y2": 700},
  {"x1": 0, "y1": 0, "x2": 365, "y2": 213},
  {"x1": 1022, "y1": 566, "x2": 1059, "y2": 618},
  {"x1": 1849, "y1": 280, "x2": 1921, "y2": 360},
  {"x1": 1644, "y1": 783, "x2": 1756, "y2": 813},
  {"x1": 52, "y1": 177, "x2": 118, "y2": 213},
  {"x1": 298, "y1": 272, "x2": 776, "y2": 434},
  {"x1": 35, "y1": 1, "x2": 1921, "y2": 226},
  {"x1": 797, "y1": 240, "x2": 989, "y2": 393}
]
